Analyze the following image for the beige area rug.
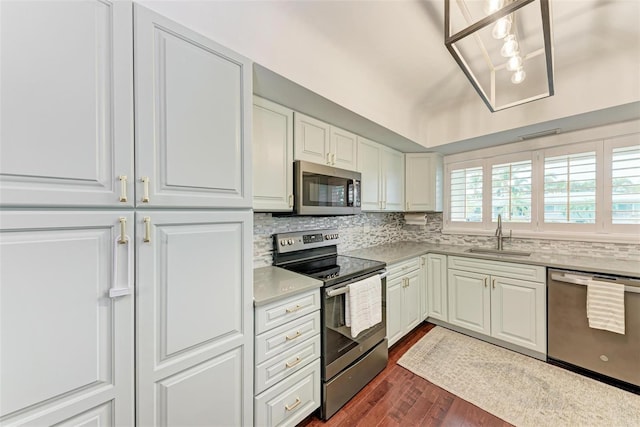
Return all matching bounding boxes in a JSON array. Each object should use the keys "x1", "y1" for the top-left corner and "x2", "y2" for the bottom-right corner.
[{"x1": 398, "y1": 326, "x2": 640, "y2": 427}]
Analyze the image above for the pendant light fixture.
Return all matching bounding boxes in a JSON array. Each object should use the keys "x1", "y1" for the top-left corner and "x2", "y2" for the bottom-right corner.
[{"x1": 445, "y1": 0, "x2": 554, "y2": 112}]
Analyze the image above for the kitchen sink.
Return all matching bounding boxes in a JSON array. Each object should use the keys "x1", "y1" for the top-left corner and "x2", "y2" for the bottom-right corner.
[{"x1": 466, "y1": 248, "x2": 531, "y2": 257}]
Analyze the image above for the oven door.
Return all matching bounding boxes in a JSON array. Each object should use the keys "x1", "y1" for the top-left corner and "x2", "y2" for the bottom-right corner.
[{"x1": 322, "y1": 270, "x2": 387, "y2": 381}]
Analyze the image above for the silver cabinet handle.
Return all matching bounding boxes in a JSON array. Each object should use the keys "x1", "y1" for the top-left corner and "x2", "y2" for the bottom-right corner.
[
  {"x1": 286, "y1": 304, "x2": 302, "y2": 314},
  {"x1": 118, "y1": 217, "x2": 128, "y2": 244},
  {"x1": 484, "y1": 277, "x2": 488, "y2": 288},
  {"x1": 331, "y1": 153, "x2": 336, "y2": 165},
  {"x1": 285, "y1": 397, "x2": 301, "y2": 412},
  {"x1": 288, "y1": 194, "x2": 294, "y2": 208},
  {"x1": 326, "y1": 153, "x2": 331, "y2": 165},
  {"x1": 285, "y1": 331, "x2": 301, "y2": 341},
  {"x1": 141, "y1": 176, "x2": 150, "y2": 203},
  {"x1": 285, "y1": 357, "x2": 301, "y2": 368},
  {"x1": 110, "y1": 224, "x2": 132, "y2": 298},
  {"x1": 143, "y1": 216, "x2": 151, "y2": 243},
  {"x1": 119, "y1": 175, "x2": 128, "y2": 202}
]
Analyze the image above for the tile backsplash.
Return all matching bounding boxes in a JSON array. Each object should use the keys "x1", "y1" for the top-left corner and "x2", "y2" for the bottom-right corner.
[{"x1": 253, "y1": 212, "x2": 640, "y2": 268}]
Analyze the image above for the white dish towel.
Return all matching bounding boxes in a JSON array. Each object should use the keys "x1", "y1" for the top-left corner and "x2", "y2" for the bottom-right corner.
[
  {"x1": 344, "y1": 275, "x2": 382, "y2": 338},
  {"x1": 586, "y1": 279, "x2": 625, "y2": 335}
]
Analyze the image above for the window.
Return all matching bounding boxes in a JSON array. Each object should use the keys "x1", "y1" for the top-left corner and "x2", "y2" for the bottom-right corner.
[
  {"x1": 611, "y1": 145, "x2": 640, "y2": 225},
  {"x1": 543, "y1": 151, "x2": 597, "y2": 224},
  {"x1": 492, "y1": 160, "x2": 532, "y2": 223},
  {"x1": 444, "y1": 127, "x2": 639, "y2": 241},
  {"x1": 450, "y1": 166, "x2": 483, "y2": 222}
]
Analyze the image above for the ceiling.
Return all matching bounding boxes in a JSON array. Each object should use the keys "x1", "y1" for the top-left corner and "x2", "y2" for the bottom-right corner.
[{"x1": 140, "y1": 0, "x2": 640, "y2": 154}]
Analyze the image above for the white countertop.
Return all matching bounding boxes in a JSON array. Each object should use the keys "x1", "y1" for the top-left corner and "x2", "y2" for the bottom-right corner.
[
  {"x1": 344, "y1": 242, "x2": 640, "y2": 278},
  {"x1": 253, "y1": 266, "x2": 323, "y2": 306}
]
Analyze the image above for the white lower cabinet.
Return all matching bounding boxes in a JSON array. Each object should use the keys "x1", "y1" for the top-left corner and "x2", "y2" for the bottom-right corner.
[
  {"x1": 136, "y1": 210, "x2": 253, "y2": 427},
  {"x1": 386, "y1": 258, "x2": 421, "y2": 347},
  {"x1": 254, "y1": 289, "x2": 321, "y2": 427},
  {"x1": 425, "y1": 253, "x2": 448, "y2": 322},
  {"x1": 0, "y1": 211, "x2": 134, "y2": 426},
  {"x1": 447, "y1": 256, "x2": 546, "y2": 354}
]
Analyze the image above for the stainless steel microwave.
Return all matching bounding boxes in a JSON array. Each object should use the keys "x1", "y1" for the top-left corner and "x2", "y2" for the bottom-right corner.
[{"x1": 294, "y1": 160, "x2": 361, "y2": 215}]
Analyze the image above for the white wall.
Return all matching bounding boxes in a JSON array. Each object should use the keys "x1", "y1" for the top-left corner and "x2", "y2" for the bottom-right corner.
[
  {"x1": 136, "y1": 0, "x2": 640, "y2": 151},
  {"x1": 135, "y1": 0, "x2": 420, "y2": 143}
]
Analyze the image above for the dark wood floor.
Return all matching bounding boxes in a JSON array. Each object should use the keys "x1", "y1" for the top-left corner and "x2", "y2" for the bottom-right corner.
[{"x1": 298, "y1": 322, "x2": 512, "y2": 427}]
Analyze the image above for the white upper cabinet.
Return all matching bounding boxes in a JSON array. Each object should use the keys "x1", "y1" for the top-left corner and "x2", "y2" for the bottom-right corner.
[
  {"x1": 0, "y1": 211, "x2": 134, "y2": 426},
  {"x1": 382, "y1": 146, "x2": 405, "y2": 211},
  {"x1": 253, "y1": 97, "x2": 294, "y2": 212},
  {"x1": 134, "y1": 6, "x2": 252, "y2": 208},
  {"x1": 405, "y1": 153, "x2": 443, "y2": 212},
  {"x1": 0, "y1": 1, "x2": 134, "y2": 207},
  {"x1": 294, "y1": 113, "x2": 331, "y2": 166},
  {"x1": 330, "y1": 126, "x2": 358, "y2": 171},
  {"x1": 294, "y1": 113, "x2": 358, "y2": 171},
  {"x1": 357, "y1": 137, "x2": 405, "y2": 211}
]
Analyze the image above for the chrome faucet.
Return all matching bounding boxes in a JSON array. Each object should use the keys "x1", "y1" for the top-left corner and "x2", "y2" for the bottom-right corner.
[
  {"x1": 495, "y1": 214, "x2": 511, "y2": 250},
  {"x1": 496, "y1": 214, "x2": 503, "y2": 250}
]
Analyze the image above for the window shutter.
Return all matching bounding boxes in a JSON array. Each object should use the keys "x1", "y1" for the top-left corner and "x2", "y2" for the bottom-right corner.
[
  {"x1": 492, "y1": 160, "x2": 532, "y2": 222},
  {"x1": 611, "y1": 145, "x2": 640, "y2": 224},
  {"x1": 544, "y1": 151, "x2": 597, "y2": 224},
  {"x1": 450, "y1": 166, "x2": 483, "y2": 222}
]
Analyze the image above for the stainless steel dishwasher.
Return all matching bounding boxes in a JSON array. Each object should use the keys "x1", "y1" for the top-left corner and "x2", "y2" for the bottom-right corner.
[{"x1": 548, "y1": 269, "x2": 640, "y2": 388}]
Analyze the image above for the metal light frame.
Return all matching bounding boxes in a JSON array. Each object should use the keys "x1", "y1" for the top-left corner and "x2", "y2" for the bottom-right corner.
[{"x1": 445, "y1": 0, "x2": 554, "y2": 112}]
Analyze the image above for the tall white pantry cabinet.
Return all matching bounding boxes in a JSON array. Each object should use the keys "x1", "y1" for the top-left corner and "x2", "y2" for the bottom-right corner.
[{"x1": 0, "y1": 2, "x2": 254, "y2": 427}]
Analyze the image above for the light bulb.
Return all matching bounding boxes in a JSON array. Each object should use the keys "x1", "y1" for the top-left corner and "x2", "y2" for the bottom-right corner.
[
  {"x1": 511, "y1": 68, "x2": 526, "y2": 84},
  {"x1": 485, "y1": 0, "x2": 504, "y2": 14},
  {"x1": 492, "y1": 16, "x2": 512, "y2": 40},
  {"x1": 501, "y1": 35, "x2": 519, "y2": 57},
  {"x1": 506, "y1": 55, "x2": 523, "y2": 71}
]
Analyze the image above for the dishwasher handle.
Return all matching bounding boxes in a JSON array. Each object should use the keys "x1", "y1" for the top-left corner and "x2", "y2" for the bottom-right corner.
[{"x1": 551, "y1": 272, "x2": 640, "y2": 294}]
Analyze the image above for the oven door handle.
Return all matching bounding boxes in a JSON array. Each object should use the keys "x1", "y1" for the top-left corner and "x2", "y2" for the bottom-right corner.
[{"x1": 326, "y1": 270, "x2": 387, "y2": 297}]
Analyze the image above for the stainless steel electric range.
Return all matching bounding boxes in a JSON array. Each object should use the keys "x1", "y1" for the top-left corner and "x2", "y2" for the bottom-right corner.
[{"x1": 273, "y1": 228, "x2": 388, "y2": 420}]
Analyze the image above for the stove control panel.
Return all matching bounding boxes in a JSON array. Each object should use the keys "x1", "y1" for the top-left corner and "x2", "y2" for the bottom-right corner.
[{"x1": 273, "y1": 228, "x2": 340, "y2": 253}]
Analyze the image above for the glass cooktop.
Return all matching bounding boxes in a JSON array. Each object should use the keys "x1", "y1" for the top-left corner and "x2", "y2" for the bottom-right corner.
[{"x1": 282, "y1": 255, "x2": 385, "y2": 287}]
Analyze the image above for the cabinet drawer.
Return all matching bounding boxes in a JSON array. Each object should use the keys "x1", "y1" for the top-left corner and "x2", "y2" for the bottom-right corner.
[
  {"x1": 387, "y1": 257, "x2": 420, "y2": 281},
  {"x1": 255, "y1": 312, "x2": 320, "y2": 364},
  {"x1": 255, "y1": 289, "x2": 320, "y2": 335},
  {"x1": 255, "y1": 334, "x2": 320, "y2": 395},
  {"x1": 255, "y1": 359, "x2": 321, "y2": 427},
  {"x1": 448, "y1": 256, "x2": 546, "y2": 283}
]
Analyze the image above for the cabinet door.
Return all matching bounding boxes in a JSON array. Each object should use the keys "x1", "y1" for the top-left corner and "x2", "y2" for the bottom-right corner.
[
  {"x1": 405, "y1": 153, "x2": 443, "y2": 212},
  {"x1": 0, "y1": 1, "x2": 134, "y2": 207},
  {"x1": 426, "y1": 254, "x2": 448, "y2": 321},
  {"x1": 330, "y1": 126, "x2": 358, "y2": 171},
  {"x1": 381, "y1": 147, "x2": 405, "y2": 211},
  {"x1": 0, "y1": 211, "x2": 134, "y2": 426},
  {"x1": 491, "y1": 276, "x2": 546, "y2": 353},
  {"x1": 135, "y1": 5, "x2": 252, "y2": 208},
  {"x1": 253, "y1": 97, "x2": 293, "y2": 212},
  {"x1": 386, "y1": 277, "x2": 404, "y2": 347},
  {"x1": 136, "y1": 210, "x2": 253, "y2": 427},
  {"x1": 357, "y1": 137, "x2": 382, "y2": 211},
  {"x1": 448, "y1": 269, "x2": 491, "y2": 335},
  {"x1": 420, "y1": 255, "x2": 428, "y2": 321},
  {"x1": 403, "y1": 271, "x2": 422, "y2": 334},
  {"x1": 294, "y1": 113, "x2": 331, "y2": 165}
]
